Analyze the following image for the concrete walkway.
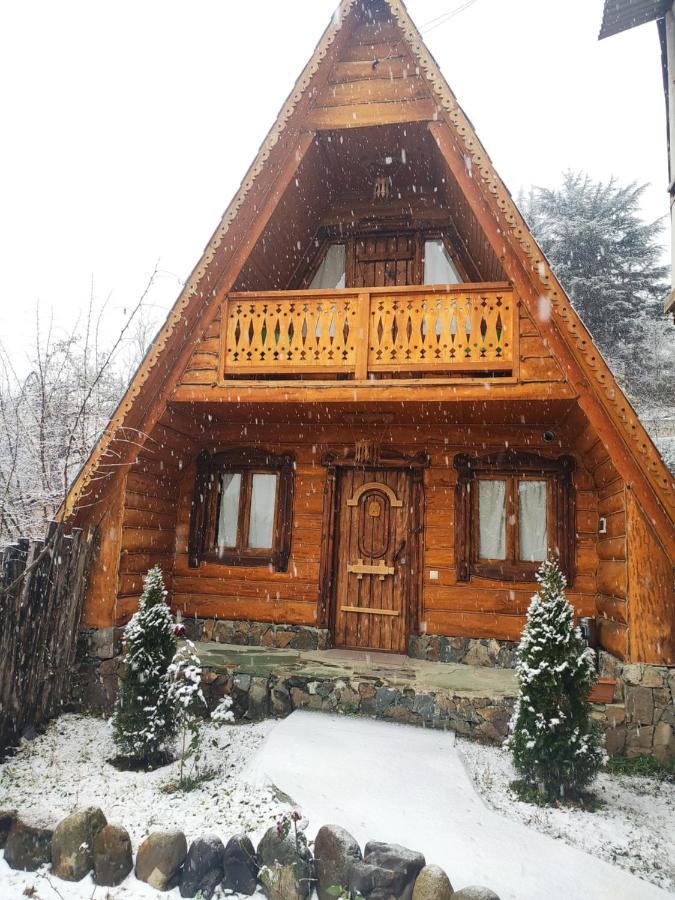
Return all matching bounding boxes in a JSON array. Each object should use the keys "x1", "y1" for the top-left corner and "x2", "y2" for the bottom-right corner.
[
  {"x1": 195, "y1": 642, "x2": 518, "y2": 698},
  {"x1": 245, "y1": 711, "x2": 670, "y2": 900}
]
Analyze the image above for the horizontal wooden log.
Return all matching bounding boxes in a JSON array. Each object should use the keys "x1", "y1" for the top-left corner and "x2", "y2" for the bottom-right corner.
[
  {"x1": 596, "y1": 594, "x2": 628, "y2": 624},
  {"x1": 180, "y1": 368, "x2": 218, "y2": 386},
  {"x1": 598, "y1": 480, "x2": 625, "y2": 504},
  {"x1": 123, "y1": 507, "x2": 177, "y2": 530},
  {"x1": 423, "y1": 610, "x2": 526, "y2": 642},
  {"x1": 519, "y1": 335, "x2": 552, "y2": 358},
  {"x1": 171, "y1": 594, "x2": 317, "y2": 625},
  {"x1": 121, "y1": 527, "x2": 176, "y2": 554},
  {"x1": 576, "y1": 490, "x2": 598, "y2": 511},
  {"x1": 123, "y1": 491, "x2": 177, "y2": 518},
  {"x1": 597, "y1": 560, "x2": 627, "y2": 599},
  {"x1": 118, "y1": 551, "x2": 174, "y2": 576},
  {"x1": 603, "y1": 510, "x2": 626, "y2": 539},
  {"x1": 329, "y1": 58, "x2": 416, "y2": 83},
  {"x1": 315, "y1": 76, "x2": 428, "y2": 108},
  {"x1": 423, "y1": 584, "x2": 595, "y2": 616},
  {"x1": 575, "y1": 509, "x2": 598, "y2": 534},
  {"x1": 126, "y1": 472, "x2": 180, "y2": 498},
  {"x1": 172, "y1": 574, "x2": 319, "y2": 598},
  {"x1": 307, "y1": 98, "x2": 438, "y2": 130},
  {"x1": 597, "y1": 536, "x2": 626, "y2": 561},
  {"x1": 519, "y1": 356, "x2": 564, "y2": 382},
  {"x1": 597, "y1": 617, "x2": 628, "y2": 660},
  {"x1": 339, "y1": 40, "x2": 407, "y2": 62},
  {"x1": 593, "y1": 457, "x2": 620, "y2": 490}
]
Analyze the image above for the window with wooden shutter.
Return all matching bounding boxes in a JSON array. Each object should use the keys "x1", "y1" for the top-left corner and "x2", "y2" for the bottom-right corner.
[
  {"x1": 453, "y1": 451, "x2": 575, "y2": 583},
  {"x1": 188, "y1": 448, "x2": 294, "y2": 570}
]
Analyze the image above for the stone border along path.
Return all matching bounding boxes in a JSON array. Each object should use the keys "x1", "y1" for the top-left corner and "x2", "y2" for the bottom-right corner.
[
  {"x1": 196, "y1": 643, "x2": 518, "y2": 742},
  {"x1": 245, "y1": 711, "x2": 673, "y2": 900},
  {"x1": 1, "y1": 801, "x2": 499, "y2": 899}
]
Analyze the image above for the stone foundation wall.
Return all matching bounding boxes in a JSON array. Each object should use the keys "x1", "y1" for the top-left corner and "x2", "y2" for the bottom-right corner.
[
  {"x1": 182, "y1": 618, "x2": 329, "y2": 652},
  {"x1": 408, "y1": 635, "x2": 518, "y2": 668},
  {"x1": 200, "y1": 668, "x2": 515, "y2": 743},
  {"x1": 595, "y1": 652, "x2": 675, "y2": 764}
]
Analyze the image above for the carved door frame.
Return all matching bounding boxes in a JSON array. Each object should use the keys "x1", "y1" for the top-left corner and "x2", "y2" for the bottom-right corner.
[{"x1": 318, "y1": 445, "x2": 428, "y2": 651}]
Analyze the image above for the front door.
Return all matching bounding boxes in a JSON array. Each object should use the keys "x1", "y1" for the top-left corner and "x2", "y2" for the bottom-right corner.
[
  {"x1": 351, "y1": 233, "x2": 420, "y2": 288},
  {"x1": 333, "y1": 467, "x2": 411, "y2": 652}
]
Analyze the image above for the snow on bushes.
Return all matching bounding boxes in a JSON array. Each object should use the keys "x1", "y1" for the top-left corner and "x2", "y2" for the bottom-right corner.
[
  {"x1": 112, "y1": 567, "x2": 177, "y2": 762},
  {"x1": 507, "y1": 558, "x2": 605, "y2": 801}
]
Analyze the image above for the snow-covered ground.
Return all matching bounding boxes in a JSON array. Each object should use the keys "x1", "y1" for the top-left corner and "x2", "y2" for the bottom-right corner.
[
  {"x1": 459, "y1": 737, "x2": 675, "y2": 894},
  {"x1": 0, "y1": 712, "x2": 673, "y2": 899},
  {"x1": 0, "y1": 713, "x2": 288, "y2": 899}
]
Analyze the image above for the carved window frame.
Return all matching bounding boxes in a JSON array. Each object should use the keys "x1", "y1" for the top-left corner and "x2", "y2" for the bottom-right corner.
[
  {"x1": 188, "y1": 448, "x2": 294, "y2": 570},
  {"x1": 453, "y1": 451, "x2": 576, "y2": 584}
]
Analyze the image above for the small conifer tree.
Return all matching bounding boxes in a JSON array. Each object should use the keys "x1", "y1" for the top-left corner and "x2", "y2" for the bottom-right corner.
[
  {"x1": 507, "y1": 558, "x2": 605, "y2": 801},
  {"x1": 112, "y1": 566, "x2": 177, "y2": 762},
  {"x1": 166, "y1": 639, "x2": 208, "y2": 787}
]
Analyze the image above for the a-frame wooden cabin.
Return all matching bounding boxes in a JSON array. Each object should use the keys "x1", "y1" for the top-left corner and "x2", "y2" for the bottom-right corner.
[{"x1": 67, "y1": 0, "x2": 675, "y2": 668}]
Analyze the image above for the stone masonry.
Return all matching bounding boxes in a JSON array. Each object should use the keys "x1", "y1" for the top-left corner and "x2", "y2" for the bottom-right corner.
[{"x1": 596, "y1": 651, "x2": 675, "y2": 765}]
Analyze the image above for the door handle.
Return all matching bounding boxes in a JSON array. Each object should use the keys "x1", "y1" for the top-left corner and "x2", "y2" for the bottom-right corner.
[{"x1": 392, "y1": 539, "x2": 406, "y2": 563}]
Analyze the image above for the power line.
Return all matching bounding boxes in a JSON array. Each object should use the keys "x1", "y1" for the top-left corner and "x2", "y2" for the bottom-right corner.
[{"x1": 419, "y1": 0, "x2": 481, "y2": 34}]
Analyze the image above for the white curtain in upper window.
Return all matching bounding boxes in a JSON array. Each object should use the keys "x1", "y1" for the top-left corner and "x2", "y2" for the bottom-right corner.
[
  {"x1": 247, "y1": 473, "x2": 278, "y2": 549},
  {"x1": 309, "y1": 243, "x2": 346, "y2": 290},
  {"x1": 478, "y1": 479, "x2": 506, "y2": 560},
  {"x1": 423, "y1": 239, "x2": 461, "y2": 284},
  {"x1": 518, "y1": 480, "x2": 548, "y2": 561},
  {"x1": 217, "y1": 473, "x2": 241, "y2": 548}
]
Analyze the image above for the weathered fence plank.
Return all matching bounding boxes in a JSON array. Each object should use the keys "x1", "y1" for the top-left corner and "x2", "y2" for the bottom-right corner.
[{"x1": 0, "y1": 524, "x2": 94, "y2": 755}]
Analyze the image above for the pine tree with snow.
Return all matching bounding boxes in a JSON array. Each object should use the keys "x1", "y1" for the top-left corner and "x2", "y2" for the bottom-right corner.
[
  {"x1": 112, "y1": 566, "x2": 177, "y2": 763},
  {"x1": 166, "y1": 639, "x2": 208, "y2": 787},
  {"x1": 507, "y1": 559, "x2": 605, "y2": 802}
]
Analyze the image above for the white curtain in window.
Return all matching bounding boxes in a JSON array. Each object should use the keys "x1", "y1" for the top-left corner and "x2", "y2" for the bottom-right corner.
[
  {"x1": 478, "y1": 479, "x2": 506, "y2": 560},
  {"x1": 217, "y1": 473, "x2": 241, "y2": 548},
  {"x1": 248, "y1": 473, "x2": 278, "y2": 549},
  {"x1": 423, "y1": 239, "x2": 461, "y2": 284},
  {"x1": 309, "y1": 243, "x2": 346, "y2": 289},
  {"x1": 518, "y1": 480, "x2": 547, "y2": 561}
]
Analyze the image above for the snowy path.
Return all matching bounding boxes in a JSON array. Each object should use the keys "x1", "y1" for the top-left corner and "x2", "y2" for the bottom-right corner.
[{"x1": 245, "y1": 711, "x2": 671, "y2": 900}]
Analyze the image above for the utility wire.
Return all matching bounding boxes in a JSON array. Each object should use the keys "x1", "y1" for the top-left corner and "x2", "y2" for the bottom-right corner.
[{"x1": 419, "y1": 0, "x2": 481, "y2": 34}]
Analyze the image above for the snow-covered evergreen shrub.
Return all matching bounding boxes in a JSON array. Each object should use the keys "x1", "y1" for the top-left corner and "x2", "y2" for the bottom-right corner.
[
  {"x1": 507, "y1": 558, "x2": 605, "y2": 801},
  {"x1": 112, "y1": 566, "x2": 177, "y2": 762},
  {"x1": 167, "y1": 639, "x2": 208, "y2": 786}
]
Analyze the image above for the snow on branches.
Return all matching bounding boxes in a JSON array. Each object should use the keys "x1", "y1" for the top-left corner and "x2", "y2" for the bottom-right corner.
[{"x1": 507, "y1": 558, "x2": 606, "y2": 802}]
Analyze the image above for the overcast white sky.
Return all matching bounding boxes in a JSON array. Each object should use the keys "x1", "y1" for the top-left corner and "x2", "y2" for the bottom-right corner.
[{"x1": 0, "y1": 0, "x2": 668, "y2": 368}]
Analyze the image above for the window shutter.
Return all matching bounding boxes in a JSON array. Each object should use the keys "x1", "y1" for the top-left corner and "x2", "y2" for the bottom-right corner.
[{"x1": 188, "y1": 450, "x2": 211, "y2": 568}]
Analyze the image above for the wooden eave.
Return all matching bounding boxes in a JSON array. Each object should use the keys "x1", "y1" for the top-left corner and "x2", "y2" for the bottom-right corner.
[{"x1": 62, "y1": 0, "x2": 675, "y2": 561}]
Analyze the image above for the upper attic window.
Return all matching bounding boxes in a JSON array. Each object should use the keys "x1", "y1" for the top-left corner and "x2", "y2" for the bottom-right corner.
[
  {"x1": 309, "y1": 243, "x2": 346, "y2": 290},
  {"x1": 423, "y1": 239, "x2": 461, "y2": 284}
]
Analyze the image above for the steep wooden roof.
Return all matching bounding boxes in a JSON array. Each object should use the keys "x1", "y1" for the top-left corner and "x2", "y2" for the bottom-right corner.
[{"x1": 64, "y1": 0, "x2": 675, "y2": 559}]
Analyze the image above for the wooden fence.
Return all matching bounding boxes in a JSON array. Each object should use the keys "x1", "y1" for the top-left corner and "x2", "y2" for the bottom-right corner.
[{"x1": 0, "y1": 523, "x2": 94, "y2": 755}]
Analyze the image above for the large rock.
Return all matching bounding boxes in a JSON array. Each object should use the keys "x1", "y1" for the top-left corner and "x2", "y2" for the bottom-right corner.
[
  {"x1": 93, "y1": 823, "x2": 133, "y2": 887},
  {"x1": 180, "y1": 834, "x2": 225, "y2": 899},
  {"x1": 452, "y1": 889, "x2": 500, "y2": 900},
  {"x1": 257, "y1": 825, "x2": 313, "y2": 900},
  {"x1": 0, "y1": 810, "x2": 17, "y2": 848},
  {"x1": 222, "y1": 833, "x2": 259, "y2": 895},
  {"x1": 4, "y1": 819, "x2": 54, "y2": 871},
  {"x1": 51, "y1": 806, "x2": 107, "y2": 881},
  {"x1": 412, "y1": 865, "x2": 454, "y2": 900},
  {"x1": 314, "y1": 824, "x2": 362, "y2": 900},
  {"x1": 349, "y1": 841, "x2": 425, "y2": 900},
  {"x1": 135, "y1": 829, "x2": 188, "y2": 891}
]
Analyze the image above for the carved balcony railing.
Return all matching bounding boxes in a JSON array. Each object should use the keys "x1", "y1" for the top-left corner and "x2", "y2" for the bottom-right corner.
[{"x1": 223, "y1": 283, "x2": 514, "y2": 379}]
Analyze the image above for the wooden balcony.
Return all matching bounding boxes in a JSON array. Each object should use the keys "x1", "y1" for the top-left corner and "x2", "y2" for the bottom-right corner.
[{"x1": 222, "y1": 282, "x2": 515, "y2": 379}]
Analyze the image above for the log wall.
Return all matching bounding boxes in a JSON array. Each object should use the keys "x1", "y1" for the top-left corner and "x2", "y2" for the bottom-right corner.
[{"x1": 125, "y1": 422, "x2": 600, "y2": 642}]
